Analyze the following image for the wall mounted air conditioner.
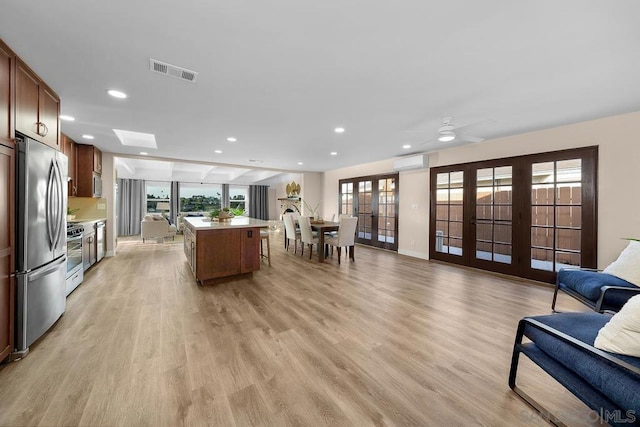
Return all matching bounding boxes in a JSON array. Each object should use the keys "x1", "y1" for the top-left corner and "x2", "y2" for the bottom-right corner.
[{"x1": 393, "y1": 154, "x2": 428, "y2": 171}]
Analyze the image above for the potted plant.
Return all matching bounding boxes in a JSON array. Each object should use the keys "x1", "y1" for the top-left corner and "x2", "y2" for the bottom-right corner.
[
  {"x1": 67, "y1": 207, "x2": 80, "y2": 221},
  {"x1": 218, "y1": 207, "x2": 234, "y2": 220}
]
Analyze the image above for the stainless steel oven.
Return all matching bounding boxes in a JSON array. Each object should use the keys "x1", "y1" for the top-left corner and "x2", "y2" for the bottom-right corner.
[{"x1": 66, "y1": 224, "x2": 84, "y2": 296}]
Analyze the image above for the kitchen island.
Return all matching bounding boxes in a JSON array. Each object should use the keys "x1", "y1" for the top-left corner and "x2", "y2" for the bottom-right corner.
[{"x1": 183, "y1": 216, "x2": 269, "y2": 284}]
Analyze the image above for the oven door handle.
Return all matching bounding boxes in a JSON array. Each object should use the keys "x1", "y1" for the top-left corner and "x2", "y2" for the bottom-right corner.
[{"x1": 67, "y1": 235, "x2": 84, "y2": 243}]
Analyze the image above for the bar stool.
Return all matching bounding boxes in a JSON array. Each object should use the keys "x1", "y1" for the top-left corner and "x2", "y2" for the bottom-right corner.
[{"x1": 260, "y1": 229, "x2": 271, "y2": 266}]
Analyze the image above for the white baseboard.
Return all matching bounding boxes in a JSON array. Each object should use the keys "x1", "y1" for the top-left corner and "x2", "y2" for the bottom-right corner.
[{"x1": 398, "y1": 249, "x2": 429, "y2": 260}]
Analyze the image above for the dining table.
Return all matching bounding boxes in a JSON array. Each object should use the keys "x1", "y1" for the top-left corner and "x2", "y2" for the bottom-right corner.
[{"x1": 309, "y1": 220, "x2": 339, "y2": 263}]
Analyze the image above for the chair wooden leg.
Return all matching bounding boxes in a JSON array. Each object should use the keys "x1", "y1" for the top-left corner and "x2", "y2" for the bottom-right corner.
[
  {"x1": 349, "y1": 245, "x2": 355, "y2": 261},
  {"x1": 266, "y1": 234, "x2": 271, "y2": 267},
  {"x1": 309, "y1": 244, "x2": 313, "y2": 260},
  {"x1": 337, "y1": 247, "x2": 341, "y2": 264}
]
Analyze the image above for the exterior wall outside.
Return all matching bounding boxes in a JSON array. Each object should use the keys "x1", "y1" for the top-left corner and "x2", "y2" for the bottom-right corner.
[{"x1": 323, "y1": 111, "x2": 640, "y2": 267}]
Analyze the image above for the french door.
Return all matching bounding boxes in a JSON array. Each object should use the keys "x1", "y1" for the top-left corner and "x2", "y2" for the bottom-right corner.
[
  {"x1": 339, "y1": 174, "x2": 398, "y2": 251},
  {"x1": 430, "y1": 147, "x2": 597, "y2": 283}
]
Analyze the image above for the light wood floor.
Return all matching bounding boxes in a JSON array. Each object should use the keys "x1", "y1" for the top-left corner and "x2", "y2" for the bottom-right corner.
[{"x1": 0, "y1": 231, "x2": 599, "y2": 426}]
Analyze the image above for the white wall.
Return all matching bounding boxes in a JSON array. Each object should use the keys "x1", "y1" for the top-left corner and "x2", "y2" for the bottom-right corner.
[
  {"x1": 323, "y1": 111, "x2": 640, "y2": 266},
  {"x1": 101, "y1": 152, "x2": 117, "y2": 256},
  {"x1": 301, "y1": 172, "x2": 323, "y2": 217},
  {"x1": 322, "y1": 158, "x2": 429, "y2": 259}
]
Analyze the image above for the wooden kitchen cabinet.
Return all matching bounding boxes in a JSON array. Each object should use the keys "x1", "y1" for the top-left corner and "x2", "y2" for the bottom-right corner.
[
  {"x1": 0, "y1": 40, "x2": 14, "y2": 143},
  {"x1": 15, "y1": 58, "x2": 60, "y2": 150},
  {"x1": 93, "y1": 147, "x2": 102, "y2": 174},
  {"x1": 0, "y1": 142, "x2": 15, "y2": 362},
  {"x1": 183, "y1": 217, "x2": 263, "y2": 284},
  {"x1": 82, "y1": 224, "x2": 96, "y2": 271},
  {"x1": 61, "y1": 133, "x2": 78, "y2": 196},
  {"x1": 76, "y1": 144, "x2": 102, "y2": 197}
]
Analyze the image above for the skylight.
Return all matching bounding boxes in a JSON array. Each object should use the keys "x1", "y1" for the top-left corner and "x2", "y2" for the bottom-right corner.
[{"x1": 113, "y1": 129, "x2": 158, "y2": 149}]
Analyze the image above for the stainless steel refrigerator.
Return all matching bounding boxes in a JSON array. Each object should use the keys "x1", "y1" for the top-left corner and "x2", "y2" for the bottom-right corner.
[{"x1": 13, "y1": 134, "x2": 68, "y2": 357}]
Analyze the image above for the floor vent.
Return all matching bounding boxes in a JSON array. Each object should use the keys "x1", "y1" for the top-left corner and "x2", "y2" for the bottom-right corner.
[{"x1": 149, "y1": 59, "x2": 198, "y2": 83}]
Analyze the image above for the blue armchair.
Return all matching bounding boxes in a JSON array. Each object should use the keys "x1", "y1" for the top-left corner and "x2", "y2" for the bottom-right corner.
[
  {"x1": 552, "y1": 268, "x2": 640, "y2": 313},
  {"x1": 509, "y1": 312, "x2": 640, "y2": 426}
]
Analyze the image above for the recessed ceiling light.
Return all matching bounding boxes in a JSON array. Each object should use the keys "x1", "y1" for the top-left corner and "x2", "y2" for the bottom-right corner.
[
  {"x1": 334, "y1": 127, "x2": 345, "y2": 133},
  {"x1": 403, "y1": 144, "x2": 411, "y2": 149},
  {"x1": 140, "y1": 152, "x2": 148, "y2": 155},
  {"x1": 107, "y1": 89, "x2": 127, "y2": 99},
  {"x1": 82, "y1": 134, "x2": 94, "y2": 140},
  {"x1": 60, "y1": 115, "x2": 75, "y2": 121},
  {"x1": 227, "y1": 137, "x2": 237, "y2": 142},
  {"x1": 214, "y1": 150, "x2": 223, "y2": 154},
  {"x1": 330, "y1": 151, "x2": 338, "y2": 156},
  {"x1": 298, "y1": 162, "x2": 303, "y2": 165}
]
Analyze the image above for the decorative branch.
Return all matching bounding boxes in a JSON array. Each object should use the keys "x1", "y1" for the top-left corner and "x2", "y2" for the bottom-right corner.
[{"x1": 302, "y1": 198, "x2": 320, "y2": 215}]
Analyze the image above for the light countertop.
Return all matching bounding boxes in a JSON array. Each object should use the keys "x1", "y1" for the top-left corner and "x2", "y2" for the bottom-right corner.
[
  {"x1": 184, "y1": 216, "x2": 269, "y2": 230},
  {"x1": 68, "y1": 217, "x2": 107, "y2": 224}
]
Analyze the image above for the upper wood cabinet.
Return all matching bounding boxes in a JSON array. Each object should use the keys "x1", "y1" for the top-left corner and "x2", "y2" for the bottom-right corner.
[
  {"x1": 15, "y1": 58, "x2": 60, "y2": 150},
  {"x1": 61, "y1": 133, "x2": 78, "y2": 196},
  {"x1": 77, "y1": 143, "x2": 102, "y2": 175},
  {"x1": 93, "y1": 146, "x2": 102, "y2": 174},
  {"x1": 0, "y1": 40, "x2": 14, "y2": 144},
  {"x1": 76, "y1": 144, "x2": 102, "y2": 197}
]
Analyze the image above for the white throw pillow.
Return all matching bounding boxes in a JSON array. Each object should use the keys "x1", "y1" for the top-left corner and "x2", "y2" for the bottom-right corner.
[
  {"x1": 603, "y1": 240, "x2": 640, "y2": 286},
  {"x1": 594, "y1": 294, "x2": 640, "y2": 357}
]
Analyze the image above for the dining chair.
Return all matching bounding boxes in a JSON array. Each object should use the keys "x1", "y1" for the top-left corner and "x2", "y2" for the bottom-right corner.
[
  {"x1": 260, "y1": 229, "x2": 271, "y2": 266},
  {"x1": 325, "y1": 216, "x2": 358, "y2": 264},
  {"x1": 298, "y1": 216, "x2": 319, "y2": 259},
  {"x1": 325, "y1": 213, "x2": 353, "y2": 243},
  {"x1": 282, "y1": 213, "x2": 301, "y2": 253}
]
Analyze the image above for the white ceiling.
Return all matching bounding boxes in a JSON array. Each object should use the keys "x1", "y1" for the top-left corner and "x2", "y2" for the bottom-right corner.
[
  {"x1": 1, "y1": 1, "x2": 639, "y2": 174},
  {"x1": 114, "y1": 156, "x2": 296, "y2": 186}
]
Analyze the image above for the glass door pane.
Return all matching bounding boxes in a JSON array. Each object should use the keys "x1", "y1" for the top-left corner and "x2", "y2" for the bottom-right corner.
[
  {"x1": 435, "y1": 171, "x2": 464, "y2": 256},
  {"x1": 377, "y1": 178, "x2": 396, "y2": 245},
  {"x1": 530, "y1": 159, "x2": 582, "y2": 272},
  {"x1": 357, "y1": 180, "x2": 373, "y2": 242},
  {"x1": 340, "y1": 182, "x2": 354, "y2": 216},
  {"x1": 474, "y1": 166, "x2": 513, "y2": 264}
]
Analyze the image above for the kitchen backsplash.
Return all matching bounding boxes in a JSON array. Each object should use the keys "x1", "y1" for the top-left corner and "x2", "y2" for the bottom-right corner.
[{"x1": 68, "y1": 197, "x2": 108, "y2": 219}]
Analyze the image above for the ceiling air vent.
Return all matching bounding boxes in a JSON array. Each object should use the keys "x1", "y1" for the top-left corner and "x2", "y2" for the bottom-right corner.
[{"x1": 149, "y1": 59, "x2": 198, "y2": 83}]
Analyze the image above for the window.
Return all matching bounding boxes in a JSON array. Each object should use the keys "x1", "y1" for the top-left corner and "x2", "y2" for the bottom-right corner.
[
  {"x1": 229, "y1": 186, "x2": 248, "y2": 215},
  {"x1": 179, "y1": 184, "x2": 222, "y2": 213},
  {"x1": 146, "y1": 181, "x2": 170, "y2": 214}
]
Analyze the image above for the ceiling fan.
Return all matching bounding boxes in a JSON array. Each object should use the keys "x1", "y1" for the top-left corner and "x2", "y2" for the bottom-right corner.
[
  {"x1": 433, "y1": 116, "x2": 485, "y2": 144},
  {"x1": 405, "y1": 116, "x2": 484, "y2": 145}
]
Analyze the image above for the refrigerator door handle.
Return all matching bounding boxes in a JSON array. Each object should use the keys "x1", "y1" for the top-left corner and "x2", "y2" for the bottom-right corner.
[
  {"x1": 52, "y1": 159, "x2": 63, "y2": 249},
  {"x1": 28, "y1": 255, "x2": 66, "y2": 281},
  {"x1": 46, "y1": 161, "x2": 55, "y2": 250}
]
